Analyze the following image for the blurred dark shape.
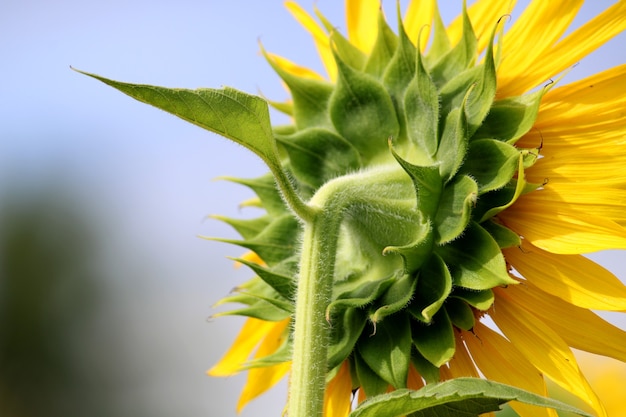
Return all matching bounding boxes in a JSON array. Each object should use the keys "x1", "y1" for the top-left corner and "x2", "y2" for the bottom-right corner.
[{"x1": 0, "y1": 182, "x2": 113, "y2": 417}]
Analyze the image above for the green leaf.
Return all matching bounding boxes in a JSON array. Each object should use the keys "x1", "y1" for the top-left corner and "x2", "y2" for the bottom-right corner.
[
  {"x1": 434, "y1": 174, "x2": 478, "y2": 244},
  {"x1": 330, "y1": 53, "x2": 400, "y2": 162},
  {"x1": 327, "y1": 308, "x2": 367, "y2": 371},
  {"x1": 409, "y1": 253, "x2": 452, "y2": 323},
  {"x1": 76, "y1": 69, "x2": 283, "y2": 169},
  {"x1": 358, "y1": 315, "x2": 412, "y2": 389},
  {"x1": 436, "y1": 222, "x2": 516, "y2": 290},
  {"x1": 219, "y1": 173, "x2": 287, "y2": 216},
  {"x1": 412, "y1": 308, "x2": 455, "y2": 367},
  {"x1": 460, "y1": 139, "x2": 519, "y2": 194},
  {"x1": 349, "y1": 378, "x2": 595, "y2": 417}
]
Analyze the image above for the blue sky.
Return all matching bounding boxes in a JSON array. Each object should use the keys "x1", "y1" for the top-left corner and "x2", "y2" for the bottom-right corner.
[{"x1": 1, "y1": 1, "x2": 625, "y2": 416}]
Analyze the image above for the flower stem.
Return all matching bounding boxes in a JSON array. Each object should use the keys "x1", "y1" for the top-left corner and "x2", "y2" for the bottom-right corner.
[{"x1": 287, "y1": 209, "x2": 341, "y2": 417}]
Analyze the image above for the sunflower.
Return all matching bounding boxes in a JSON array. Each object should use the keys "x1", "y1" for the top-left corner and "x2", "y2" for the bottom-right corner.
[{"x1": 204, "y1": 1, "x2": 626, "y2": 416}]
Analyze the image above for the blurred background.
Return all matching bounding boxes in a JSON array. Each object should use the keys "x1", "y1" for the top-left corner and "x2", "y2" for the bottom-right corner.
[{"x1": 1, "y1": 1, "x2": 625, "y2": 416}]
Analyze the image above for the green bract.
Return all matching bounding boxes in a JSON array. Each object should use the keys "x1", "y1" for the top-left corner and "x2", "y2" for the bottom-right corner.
[{"x1": 79, "y1": 3, "x2": 551, "y2": 401}]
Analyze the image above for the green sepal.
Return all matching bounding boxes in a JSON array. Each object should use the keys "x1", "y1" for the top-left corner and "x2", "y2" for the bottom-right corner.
[
  {"x1": 243, "y1": 331, "x2": 292, "y2": 368},
  {"x1": 210, "y1": 214, "x2": 271, "y2": 240},
  {"x1": 213, "y1": 294, "x2": 291, "y2": 322},
  {"x1": 207, "y1": 213, "x2": 299, "y2": 266},
  {"x1": 370, "y1": 273, "x2": 417, "y2": 323},
  {"x1": 275, "y1": 127, "x2": 362, "y2": 190},
  {"x1": 355, "y1": 351, "x2": 390, "y2": 398},
  {"x1": 438, "y1": 22, "x2": 497, "y2": 136},
  {"x1": 434, "y1": 174, "x2": 478, "y2": 244},
  {"x1": 327, "y1": 308, "x2": 367, "y2": 371},
  {"x1": 390, "y1": 144, "x2": 442, "y2": 218},
  {"x1": 358, "y1": 315, "x2": 412, "y2": 389},
  {"x1": 409, "y1": 253, "x2": 452, "y2": 323},
  {"x1": 329, "y1": 29, "x2": 368, "y2": 71},
  {"x1": 402, "y1": 48, "x2": 440, "y2": 163},
  {"x1": 436, "y1": 222, "x2": 517, "y2": 290},
  {"x1": 262, "y1": 47, "x2": 334, "y2": 130},
  {"x1": 478, "y1": 155, "x2": 528, "y2": 222},
  {"x1": 424, "y1": 2, "x2": 452, "y2": 72},
  {"x1": 219, "y1": 173, "x2": 287, "y2": 216},
  {"x1": 450, "y1": 288, "x2": 494, "y2": 311},
  {"x1": 436, "y1": 98, "x2": 469, "y2": 183},
  {"x1": 481, "y1": 220, "x2": 521, "y2": 249},
  {"x1": 445, "y1": 297, "x2": 475, "y2": 331},
  {"x1": 428, "y1": 2, "x2": 477, "y2": 87},
  {"x1": 411, "y1": 308, "x2": 455, "y2": 367},
  {"x1": 328, "y1": 277, "x2": 396, "y2": 319},
  {"x1": 383, "y1": 7, "x2": 417, "y2": 102},
  {"x1": 349, "y1": 378, "x2": 594, "y2": 417},
  {"x1": 410, "y1": 349, "x2": 441, "y2": 385},
  {"x1": 229, "y1": 256, "x2": 295, "y2": 301},
  {"x1": 473, "y1": 87, "x2": 547, "y2": 144},
  {"x1": 330, "y1": 52, "x2": 400, "y2": 163},
  {"x1": 364, "y1": 11, "x2": 399, "y2": 79},
  {"x1": 266, "y1": 98, "x2": 293, "y2": 117},
  {"x1": 460, "y1": 139, "x2": 519, "y2": 194}
]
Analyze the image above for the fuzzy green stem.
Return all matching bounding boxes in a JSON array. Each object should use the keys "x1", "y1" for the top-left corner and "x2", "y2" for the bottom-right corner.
[{"x1": 287, "y1": 209, "x2": 341, "y2": 417}]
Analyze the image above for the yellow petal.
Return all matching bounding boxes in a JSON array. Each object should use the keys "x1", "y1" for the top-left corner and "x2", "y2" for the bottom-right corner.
[
  {"x1": 207, "y1": 318, "x2": 276, "y2": 376},
  {"x1": 265, "y1": 53, "x2": 325, "y2": 80},
  {"x1": 323, "y1": 361, "x2": 353, "y2": 417},
  {"x1": 492, "y1": 289, "x2": 607, "y2": 417},
  {"x1": 237, "y1": 318, "x2": 291, "y2": 411},
  {"x1": 284, "y1": 1, "x2": 337, "y2": 80},
  {"x1": 446, "y1": 334, "x2": 479, "y2": 378},
  {"x1": 346, "y1": 0, "x2": 380, "y2": 53},
  {"x1": 464, "y1": 322, "x2": 557, "y2": 417},
  {"x1": 498, "y1": 0, "x2": 584, "y2": 96},
  {"x1": 504, "y1": 240, "x2": 626, "y2": 311},
  {"x1": 525, "y1": 150, "x2": 626, "y2": 186},
  {"x1": 500, "y1": 191, "x2": 626, "y2": 254},
  {"x1": 446, "y1": 0, "x2": 517, "y2": 53},
  {"x1": 406, "y1": 363, "x2": 425, "y2": 390},
  {"x1": 234, "y1": 250, "x2": 266, "y2": 269},
  {"x1": 521, "y1": 184, "x2": 626, "y2": 227},
  {"x1": 403, "y1": 0, "x2": 435, "y2": 51},
  {"x1": 503, "y1": 282, "x2": 626, "y2": 362},
  {"x1": 504, "y1": 1, "x2": 626, "y2": 96}
]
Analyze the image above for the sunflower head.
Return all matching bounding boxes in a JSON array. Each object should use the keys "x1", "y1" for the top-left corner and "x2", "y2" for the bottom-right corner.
[{"x1": 79, "y1": 1, "x2": 626, "y2": 416}]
